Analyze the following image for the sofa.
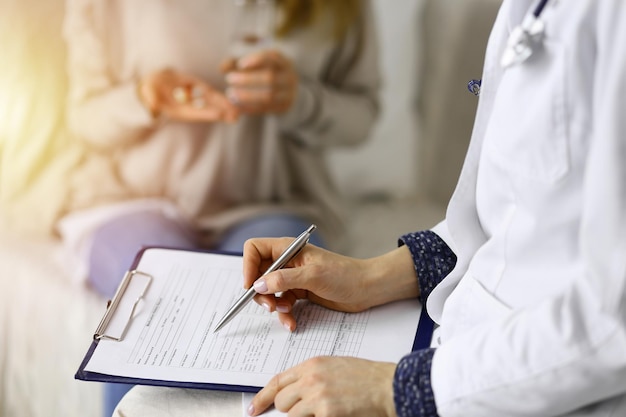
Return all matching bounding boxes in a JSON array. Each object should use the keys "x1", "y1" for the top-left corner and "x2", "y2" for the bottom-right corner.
[{"x1": 0, "y1": 0, "x2": 501, "y2": 416}]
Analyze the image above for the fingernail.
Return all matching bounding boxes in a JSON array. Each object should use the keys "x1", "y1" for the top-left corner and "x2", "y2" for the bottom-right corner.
[
  {"x1": 262, "y1": 302, "x2": 271, "y2": 312},
  {"x1": 283, "y1": 322, "x2": 292, "y2": 332},
  {"x1": 276, "y1": 304, "x2": 289, "y2": 313},
  {"x1": 247, "y1": 403, "x2": 255, "y2": 416},
  {"x1": 253, "y1": 279, "x2": 268, "y2": 293}
]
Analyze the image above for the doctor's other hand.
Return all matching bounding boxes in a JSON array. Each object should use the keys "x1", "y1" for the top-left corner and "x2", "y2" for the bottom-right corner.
[
  {"x1": 242, "y1": 237, "x2": 419, "y2": 331},
  {"x1": 138, "y1": 68, "x2": 239, "y2": 123},
  {"x1": 221, "y1": 49, "x2": 298, "y2": 115},
  {"x1": 248, "y1": 356, "x2": 397, "y2": 417}
]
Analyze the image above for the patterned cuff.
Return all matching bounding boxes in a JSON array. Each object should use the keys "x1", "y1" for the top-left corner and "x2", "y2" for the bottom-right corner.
[
  {"x1": 394, "y1": 348, "x2": 439, "y2": 417},
  {"x1": 398, "y1": 231, "x2": 457, "y2": 303}
]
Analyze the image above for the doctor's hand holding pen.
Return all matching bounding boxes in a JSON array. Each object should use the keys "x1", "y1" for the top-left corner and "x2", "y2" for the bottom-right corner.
[
  {"x1": 241, "y1": 237, "x2": 420, "y2": 417},
  {"x1": 243, "y1": 237, "x2": 420, "y2": 331}
]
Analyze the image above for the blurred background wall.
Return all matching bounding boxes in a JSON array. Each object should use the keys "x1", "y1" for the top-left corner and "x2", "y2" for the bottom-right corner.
[
  {"x1": 329, "y1": 0, "x2": 500, "y2": 205},
  {"x1": 327, "y1": 0, "x2": 422, "y2": 199}
]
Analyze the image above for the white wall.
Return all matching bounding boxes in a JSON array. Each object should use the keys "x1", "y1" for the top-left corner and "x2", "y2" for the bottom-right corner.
[{"x1": 327, "y1": 0, "x2": 424, "y2": 199}]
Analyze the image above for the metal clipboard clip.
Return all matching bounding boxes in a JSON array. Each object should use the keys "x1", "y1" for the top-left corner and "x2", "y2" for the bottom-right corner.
[{"x1": 94, "y1": 269, "x2": 153, "y2": 341}]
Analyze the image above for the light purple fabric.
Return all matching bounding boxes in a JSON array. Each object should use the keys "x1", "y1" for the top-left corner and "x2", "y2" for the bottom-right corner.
[
  {"x1": 215, "y1": 214, "x2": 324, "y2": 253},
  {"x1": 87, "y1": 211, "x2": 198, "y2": 299}
]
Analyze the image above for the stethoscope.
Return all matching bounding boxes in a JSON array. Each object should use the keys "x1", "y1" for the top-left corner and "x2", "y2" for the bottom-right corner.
[{"x1": 468, "y1": 0, "x2": 550, "y2": 96}]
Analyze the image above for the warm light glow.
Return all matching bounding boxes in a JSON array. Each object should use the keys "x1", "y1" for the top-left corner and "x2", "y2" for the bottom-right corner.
[
  {"x1": 0, "y1": 2, "x2": 75, "y2": 234},
  {"x1": 0, "y1": 24, "x2": 30, "y2": 146},
  {"x1": 0, "y1": 13, "x2": 66, "y2": 182}
]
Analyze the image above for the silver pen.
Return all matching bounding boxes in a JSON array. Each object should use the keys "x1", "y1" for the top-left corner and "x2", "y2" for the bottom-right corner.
[{"x1": 213, "y1": 224, "x2": 317, "y2": 333}]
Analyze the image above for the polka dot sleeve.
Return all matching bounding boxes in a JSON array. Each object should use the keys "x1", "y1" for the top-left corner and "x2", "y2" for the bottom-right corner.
[
  {"x1": 393, "y1": 230, "x2": 456, "y2": 417},
  {"x1": 394, "y1": 348, "x2": 438, "y2": 417},
  {"x1": 398, "y1": 230, "x2": 457, "y2": 303}
]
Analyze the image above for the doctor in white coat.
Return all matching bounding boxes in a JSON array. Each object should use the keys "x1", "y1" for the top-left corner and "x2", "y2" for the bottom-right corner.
[{"x1": 240, "y1": 0, "x2": 626, "y2": 416}]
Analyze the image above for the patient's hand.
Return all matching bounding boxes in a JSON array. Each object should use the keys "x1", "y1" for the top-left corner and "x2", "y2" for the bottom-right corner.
[
  {"x1": 248, "y1": 356, "x2": 398, "y2": 417},
  {"x1": 138, "y1": 68, "x2": 239, "y2": 123},
  {"x1": 221, "y1": 49, "x2": 298, "y2": 115}
]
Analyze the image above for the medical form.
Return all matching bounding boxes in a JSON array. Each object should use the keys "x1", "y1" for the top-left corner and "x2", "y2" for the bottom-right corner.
[{"x1": 77, "y1": 248, "x2": 426, "y2": 391}]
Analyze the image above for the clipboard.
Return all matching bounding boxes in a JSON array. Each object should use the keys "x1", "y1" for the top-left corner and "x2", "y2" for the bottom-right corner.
[{"x1": 75, "y1": 246, "x2": 435, "y2": 393}]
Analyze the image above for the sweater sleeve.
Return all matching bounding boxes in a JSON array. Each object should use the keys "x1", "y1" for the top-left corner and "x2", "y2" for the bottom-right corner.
[
  {"x1": 277, "y1": 0, "x2": 381, "y2": 149},
  {"x1": 62, "y1": 0, "x2": 157, "y2": 150}
]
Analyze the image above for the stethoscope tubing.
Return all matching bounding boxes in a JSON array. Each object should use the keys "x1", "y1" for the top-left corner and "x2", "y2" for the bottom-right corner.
[
  {"x1": 468, "y1": 0, "x2": 552, "y2": 96},
  {"x1": 533, "y1": 0, "x2": 550, "y2": 18}
]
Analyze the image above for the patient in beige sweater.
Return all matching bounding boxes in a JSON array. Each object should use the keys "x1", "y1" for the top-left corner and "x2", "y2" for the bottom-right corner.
[{"x1": 59, "y1": 0, "x2": 380, "y2": 414}]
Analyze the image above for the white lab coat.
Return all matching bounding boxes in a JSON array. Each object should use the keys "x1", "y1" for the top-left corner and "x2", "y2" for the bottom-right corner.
[{"x1": 427, "y1": 0, "x2": 626, "y2": 416}]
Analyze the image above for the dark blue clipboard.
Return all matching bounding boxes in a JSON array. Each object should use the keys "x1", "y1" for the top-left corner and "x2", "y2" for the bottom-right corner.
[{"x1": 75, "y1": 246, "x2": 435, "y2": 393}]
